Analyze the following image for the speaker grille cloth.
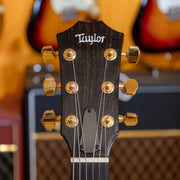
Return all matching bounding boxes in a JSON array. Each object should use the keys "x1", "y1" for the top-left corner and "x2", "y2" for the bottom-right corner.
[
  {"x1": 0, "y1": 153, "x2": 13, "y2": 180},
  {"x1": 36, "y1": 137, "x2": 180, "y2": 180}
]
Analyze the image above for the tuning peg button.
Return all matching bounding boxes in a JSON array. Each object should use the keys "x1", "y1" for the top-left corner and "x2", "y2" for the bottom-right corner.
[
  {"x1": 119, "y1": 113, "x2": 138, "y2": 126},
  {"x1": 121, "y1": 46, "x2": 140, "y2": 64},
  {"x1": 43, "y1": 77, "x2": 61, "y2": 96},
  {"x1": 42, "y1": 110, "x2": 61, "y2": 130},
  {"x1": 119, "y1": 79, "x2": 138, "y2": 95},
  {"x1": 41, "y1": 46, "x2": 59, "y2": 64}
]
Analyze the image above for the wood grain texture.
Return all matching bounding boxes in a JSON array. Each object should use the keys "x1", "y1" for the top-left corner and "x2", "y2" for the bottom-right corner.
[{"x1": 57, "y1": 21, "x2": 124, "y2": 158}]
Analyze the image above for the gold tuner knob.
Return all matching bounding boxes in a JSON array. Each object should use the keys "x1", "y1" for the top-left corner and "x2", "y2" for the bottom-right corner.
[
  {"x1": 42, "y1": 110, "x2": 61, "y2": 130},
  {"x1": 119, "y1": 113, "x2": 138, "y2": 126},
  {"x1": 41, "y1": 46, "x2": 59, "y2": 64},
  {"x1": 43, "y1": 77, "x2": 61, "y2": 96},
  {"x1": 119, "y1": 79, "x2": 138, "y2": 95},
  {"x1": 121, "y1": 46, "x2": 140, "y2": 64}
]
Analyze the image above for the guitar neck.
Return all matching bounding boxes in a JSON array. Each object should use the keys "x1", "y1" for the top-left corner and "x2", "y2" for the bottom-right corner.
[
  {"x1": 41, "y1": 20, "x2": 139, "y2": 180},
  {"x1": 71, "y1": 161, "x2": 109, "y2": 180}
]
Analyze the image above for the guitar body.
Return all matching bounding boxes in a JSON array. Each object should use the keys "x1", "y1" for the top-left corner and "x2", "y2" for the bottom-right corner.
[
  {"x1": 133, "y1": 0, "x2": 180, "y2": 52},
  {"x1": 0, "y1": 0, "x2": 3, "y2": 36},
  {"x1": 133, "y1": 0, "x2": 180, "y2": 69},
  {"x1": 27, "y1": 0, "x2": 96, "y2": 52}
]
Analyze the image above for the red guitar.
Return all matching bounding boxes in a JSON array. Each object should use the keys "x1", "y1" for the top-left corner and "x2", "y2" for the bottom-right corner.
[
  {"x1": 133, "y1": 0, "x2": 180, "y2": 52},
  {"x1": 27, "y1": 0, "x2": 99, "y2": 52}
]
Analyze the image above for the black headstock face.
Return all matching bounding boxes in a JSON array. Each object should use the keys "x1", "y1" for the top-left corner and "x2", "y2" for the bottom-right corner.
[{"x1": 56, "y1": 21, "x2": 124, "y2": 157}]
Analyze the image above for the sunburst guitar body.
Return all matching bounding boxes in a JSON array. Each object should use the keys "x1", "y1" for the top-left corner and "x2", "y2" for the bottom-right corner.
[
  {"x1": 27, "y1": 0, "x2": 99, "y2": 52},
  {"x1": 133, "y1": 0, "x2": 180, "y2": 69}
]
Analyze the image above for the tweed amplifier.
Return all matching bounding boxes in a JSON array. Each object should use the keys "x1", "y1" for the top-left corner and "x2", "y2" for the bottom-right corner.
[{"x1": 25, "y1": 66, "x2": 180, "y2": 180}]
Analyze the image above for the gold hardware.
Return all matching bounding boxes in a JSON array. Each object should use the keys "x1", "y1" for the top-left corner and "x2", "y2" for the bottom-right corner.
[
  {"x1": 65, "y1": 115, "x2": 79, "y2": 128},
  {"x1": 43, "y1": 77, "x2": 61, "y2": 96},
  {"x1": 101, "y1": 81, "x2": 114, "y2": 94},
  {"x1": 41, "y1": 46, "x2": 59, "y2": 64},
  {"x1": 65, "y1": 81, "x2": 79, "y2": 94},
  {"x1": 118, "y1": 115, "x2": 124, "y2": 123},
  {"x1": 121, "y1": 46, "x2": 140, "y2": 64},
  {"x1": 42, "y1": 110, "x2": 61, "y2": 130},
  {"x1": 124, "y1": 79, "x2": 138, "y2": 95},
  {"x1": 101, "y1": 115, "x2": 114, "y2": 128},
  {"x1": 119, "y1": 113, "x2": 138, "y2": 126},
  {"x1": 104, "y1": 48, "x2": 117, "y2": 61},
  {"x1": 118, "y1": 83, "x2": 124, "y2": 91},
  {"x1": 119, "y1": 79, "x2": 138, "y2": 95},
  {"x1": 63, "y1": 49, "x2": 76, "y2": 61}
]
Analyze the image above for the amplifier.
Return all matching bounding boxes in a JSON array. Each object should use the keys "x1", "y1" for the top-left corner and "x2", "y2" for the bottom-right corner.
[
  {"x1": 0, "y1": 96, "x2": 24, "y2": 180},
  {"x1": 25, "y1": 65, "x2": 180, "y2": 180}
]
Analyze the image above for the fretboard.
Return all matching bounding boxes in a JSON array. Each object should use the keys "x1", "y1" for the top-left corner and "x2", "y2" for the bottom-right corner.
[{"x1": 71, "y1": 158, "x2": 109, "y2": 180}]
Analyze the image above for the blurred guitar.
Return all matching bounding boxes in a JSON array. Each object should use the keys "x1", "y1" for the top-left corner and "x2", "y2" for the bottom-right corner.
[
  {"x1": 0, "y1": 0, "x2": 4, "y2": 35},
  {"x1": 40, "y1": 21, "x2": 140, "y2": 180},
  {"x1": 27, "y1": 0, "x2": 99, "y2": 52},
  {"x1": 133, "y1": 0, "x2": 180, "y2": 52},
  {"x1": 132, "y1": 0, "x2": 180, "y2": 69}
]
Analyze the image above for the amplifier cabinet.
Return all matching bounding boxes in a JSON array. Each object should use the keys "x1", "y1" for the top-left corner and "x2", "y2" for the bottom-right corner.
[
  {"x1": 25, "y1": 68, "x2": 180, "y2": 180},
  {"x1": 0, "y1": 119, "x2": 22, "y2": 180}
]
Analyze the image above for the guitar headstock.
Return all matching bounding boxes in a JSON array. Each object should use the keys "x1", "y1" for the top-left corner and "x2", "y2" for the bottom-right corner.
[{"x1": 41, "y1": 21, "x2": 140, "y2": 158}]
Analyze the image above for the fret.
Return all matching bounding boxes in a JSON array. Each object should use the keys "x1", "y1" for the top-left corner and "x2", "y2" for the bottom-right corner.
[{"x1": 71, "y1": 162, "x2": 109, "y2": 180}]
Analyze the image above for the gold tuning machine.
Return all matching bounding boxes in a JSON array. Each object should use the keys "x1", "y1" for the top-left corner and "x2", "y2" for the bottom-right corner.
[
  {"x1": 119, "y1": 79, "x2": 138, "y2": 95},
  {"x1": 119, "y1": 113, "x2": 138, "y2": 126},
  {"x1": 43, "y1": 77, "x2": 61, "y2": 96},
  {"x1": 121, "y1": 46, "x2": 140, "y2": 64},
  {"x1": 41, "y1": 46, "x2": 59, "y2": 64},
  {"x1": 42, "y1": 110, "x2": 61, "y2": 130}
]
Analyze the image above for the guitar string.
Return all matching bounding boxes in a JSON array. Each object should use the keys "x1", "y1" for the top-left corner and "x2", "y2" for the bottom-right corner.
[
  {"x1": 98, "y1": 92, "x2": 106, "y2": 180},
  {"x1": 75, "y1": 94, "x2": 81, "y2": 180},
  {"x1": 76, "y1": 92, "x2": 88, "y2": 180},
  {"x1": 72, "y1": 61, "x2": 81, "y2": 180},
  {"x1": 92, "y1": 59, "x2": 108, "y2": 180},
  {"x1": 92, "y1": 91, "x2": 103, "y2": 180},
  {"x1": 99, "y1": 60, "x2": 108, "y2": 179},
  {"x1": 102, "y1": 91, "x2": 107, "y2": 179},
  {"x1": 72, "y1": 60, "x2": 87, "y2": 180},
  {"x1": 72, "y1": 122, "x2": 76, "y2": 180}
]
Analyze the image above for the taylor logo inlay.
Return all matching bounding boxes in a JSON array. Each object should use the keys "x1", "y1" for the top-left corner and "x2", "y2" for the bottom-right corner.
[{"x1": 75, "y1": 33, "x2": 105, "y2": 45}]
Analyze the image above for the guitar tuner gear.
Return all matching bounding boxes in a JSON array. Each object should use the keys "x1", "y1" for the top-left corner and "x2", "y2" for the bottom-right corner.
[
  {"x1": 119, "y1": 113, "x2": 138, "y2": 126},
  {"x1": 42, "y1": 110, "x2": 61, "y2": 130},
  {"x1": 121, "y1": 46, "x2": 140, "y2": 64},
  {"x1": 101, "y1": 81, "x2": 114, "y2": 94},
  {"x1": 63, "y1": 49, "x2": 76, "y2": 61},
  {"x1": 43, "y1": 77, "x2": 61, "y2": 96},
  {"x1": 104, "y1": 48, "x2": 117, "y2": 61},
  {"x1": 101, "y1": 115, "x2": 114, "y2": 128},
  {"x1": 65, "y1": 81, "x2": 79, "y2": 94},
  {"x1": 41, "y1": 46, "x2": 59, "y2": 64},
  {"x1": 119, "y1": 79, "x2": 138, "y2": 96},
  {"x1": 65, "y1": 115, "x2": 79, "y2": 128}
]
